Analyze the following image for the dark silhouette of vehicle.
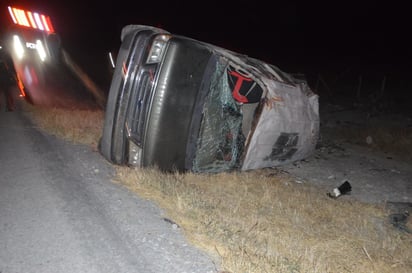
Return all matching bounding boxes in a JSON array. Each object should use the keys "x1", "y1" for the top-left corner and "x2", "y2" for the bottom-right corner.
[
  {"x1": 0, "y1": 5, "x2": 61, "y2": 103},
  {"x1": 1, "y1": 5, "x2": 104, "y2": 108},
  {"x1": 5, "y1": 5, "x2": 60, "y2": 63},
  {"x1": 100, "y1": 25, "x2": 319, "y2": 173}
]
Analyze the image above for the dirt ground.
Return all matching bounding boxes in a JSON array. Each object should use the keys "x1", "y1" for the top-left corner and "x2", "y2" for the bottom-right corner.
[{"x1": 277, "y1": 101, "x2": 412, "y2": 219}]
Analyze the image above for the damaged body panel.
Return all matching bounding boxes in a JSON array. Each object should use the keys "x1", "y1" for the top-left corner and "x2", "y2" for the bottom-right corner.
[{"x1": 100, "y1": 24, "x2": 319, "y2": 173}]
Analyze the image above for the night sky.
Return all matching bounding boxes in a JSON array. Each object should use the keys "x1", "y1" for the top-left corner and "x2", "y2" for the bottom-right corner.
[{"x1": 2, "y1": 0, "x2": 411, "y2": 103}]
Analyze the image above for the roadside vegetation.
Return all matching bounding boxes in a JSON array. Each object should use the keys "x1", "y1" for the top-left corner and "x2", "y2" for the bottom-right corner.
[{"x1": 25, "y1": 103, "x2": 412, "y2": 273}]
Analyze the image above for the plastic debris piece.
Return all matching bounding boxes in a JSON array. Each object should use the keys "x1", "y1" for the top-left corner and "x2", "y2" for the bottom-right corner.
[{"x1": 327, "y1": 181, "x2": 352, "y2": 198}]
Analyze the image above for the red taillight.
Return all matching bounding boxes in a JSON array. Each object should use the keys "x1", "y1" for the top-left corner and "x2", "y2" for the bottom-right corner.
[{"x1": 8, "y1": 6, "x2": 55, "y2": 33}]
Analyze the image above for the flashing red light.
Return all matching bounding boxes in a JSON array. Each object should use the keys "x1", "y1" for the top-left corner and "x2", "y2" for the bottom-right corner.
[{"x1": 8, "y1": 6, "x2": 55, "y2": 33}]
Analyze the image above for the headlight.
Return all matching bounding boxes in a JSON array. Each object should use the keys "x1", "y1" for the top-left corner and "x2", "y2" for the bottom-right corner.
[
  {"x1": 13, "y1": 35, "x2": 25, "y2": 60},
  {"x1": 128, "y1": 140, "x2": 142, "y2": 167},
  {"x1": 146, "y1": 34, "x2": 170, "y2": 64},
  {"x1": 36, "y1": 40, "x2": 47, "y2": 62}
]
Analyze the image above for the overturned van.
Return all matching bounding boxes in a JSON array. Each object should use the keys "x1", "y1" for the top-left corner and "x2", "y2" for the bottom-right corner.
[{"x1": 100, "y1": 25, "x2": 319, "y2": 173}]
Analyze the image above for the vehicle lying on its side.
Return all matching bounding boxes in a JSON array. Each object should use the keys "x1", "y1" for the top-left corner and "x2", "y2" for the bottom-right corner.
[{"x1": 100, "y1": 25, "x2": 319, "y2": 173}]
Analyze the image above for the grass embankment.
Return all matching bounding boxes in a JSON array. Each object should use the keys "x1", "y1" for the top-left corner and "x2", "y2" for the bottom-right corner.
[{"x1": 26, "y1": 103, "x2": 412, "y2": 273}]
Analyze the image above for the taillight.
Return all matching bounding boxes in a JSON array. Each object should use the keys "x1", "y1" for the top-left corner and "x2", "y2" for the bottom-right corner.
[{"x1": 8, "y1": 6, "x2": 55, "y2": 33}]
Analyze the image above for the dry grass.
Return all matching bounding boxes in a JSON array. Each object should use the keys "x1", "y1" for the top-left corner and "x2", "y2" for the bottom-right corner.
[
  {"x1": 26, "y1": 103, "x2": 412, "y2": 273},
  {"x1": 116, "y1": 167, "x2": 411, "y2": 273},
  {"x1": 321, "y1": 117, "x2": 412, "y2": 163},
  {"x1": 333, "y1": 125, "x2": 412, "y2": 162},
  {"x1": 23, "y1": 103, "x2": 104, "y2": 149}
]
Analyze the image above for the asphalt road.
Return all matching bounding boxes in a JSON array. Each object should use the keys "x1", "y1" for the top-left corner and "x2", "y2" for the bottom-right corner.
[{"x1": 0, "y1": 106, "x2": 217, "y2": 273}]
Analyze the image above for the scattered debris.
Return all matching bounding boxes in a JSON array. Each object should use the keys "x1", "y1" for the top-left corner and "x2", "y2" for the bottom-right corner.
[
  {"x1": 162, "y1": 217, "x2": 180, "y2": 229},
  {"x1": 263, "y1": 168, "x2": 290, "y2": 177},
  {"x1": 386, "y1": 202, "x2": 412, "y2": 233},
  {"x1": 327, "y1": 181, "x2": 352, "y2": 198},
  {"x1": 389, "y1": 212, "x2": 411, "y2": 233}
]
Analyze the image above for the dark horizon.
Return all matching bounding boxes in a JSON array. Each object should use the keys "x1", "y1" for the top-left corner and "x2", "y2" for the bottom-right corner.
[{"x1": 2, "y1": 0, "x2": 410, "y2": 105}]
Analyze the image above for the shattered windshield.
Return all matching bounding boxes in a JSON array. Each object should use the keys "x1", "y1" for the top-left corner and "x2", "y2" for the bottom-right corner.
[{"x1": 193, "y1": 58, "x2": 247, "y2": 173}]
